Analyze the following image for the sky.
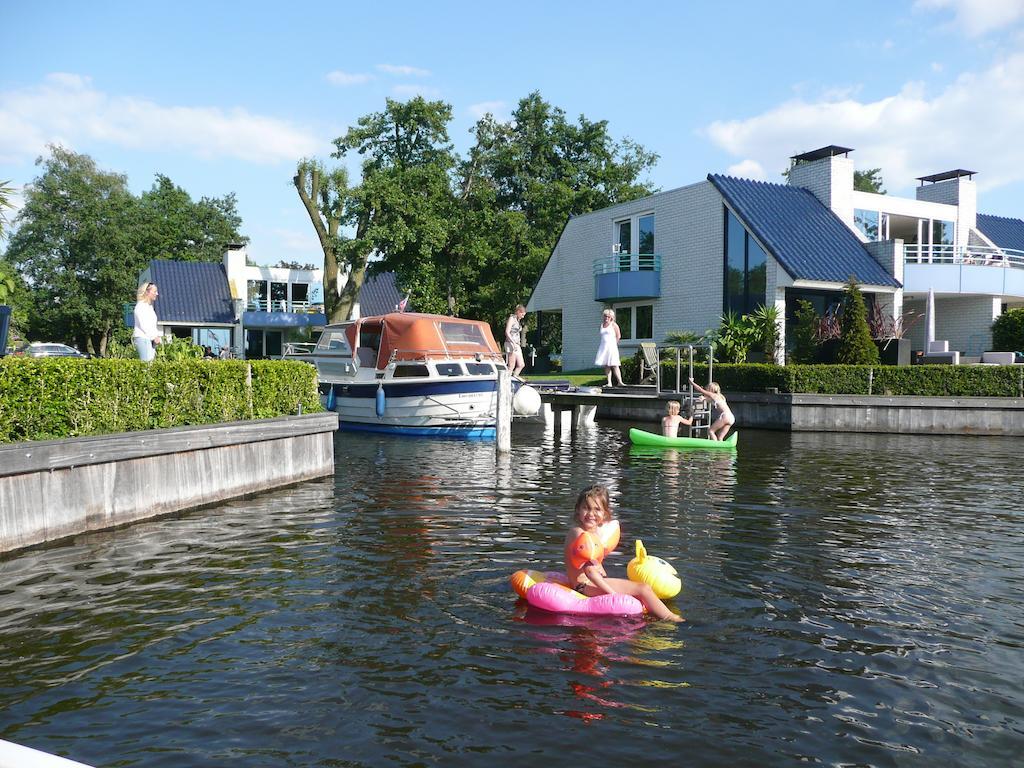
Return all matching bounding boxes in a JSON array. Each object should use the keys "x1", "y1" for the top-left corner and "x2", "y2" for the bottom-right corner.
[{"x1": 2, "y1": 0, "x2": 1024, "y2": 265}]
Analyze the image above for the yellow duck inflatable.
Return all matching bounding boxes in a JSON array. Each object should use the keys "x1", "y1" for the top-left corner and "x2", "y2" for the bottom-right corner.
[{"x1": 627, "y1": 539, "x2": 681, "y2": 599}]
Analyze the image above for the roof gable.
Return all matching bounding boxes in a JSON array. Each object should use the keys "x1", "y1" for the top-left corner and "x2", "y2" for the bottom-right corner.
[
  {"x1": 708, "y1": 174, "x2": 900, "y2": 287},
  {"x1": 977, "y1": 213, "x2": 1024, "y2": 252},
  {"x1": 150, "y1": 260, "x2": 235, "y2": 324},
  {"x1": 359, "y1": 271, "x2": 405, "y2": 316}
]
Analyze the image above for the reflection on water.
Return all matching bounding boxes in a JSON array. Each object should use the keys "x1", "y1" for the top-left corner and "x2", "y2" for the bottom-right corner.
[{"x1": 1, "y1": 422, "x2": 1022, "y2": 766}]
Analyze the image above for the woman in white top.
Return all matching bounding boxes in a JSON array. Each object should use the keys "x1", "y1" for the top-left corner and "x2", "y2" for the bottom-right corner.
[
  {"x1": 504, "y1": 304, "x2": 527, "y2": 377},
  {"x1": 133, "y1": 282, "x2": 162, "y2": 362},
  {"x1": 595, "y1": 308, "x2": 624, "y2": 387}
]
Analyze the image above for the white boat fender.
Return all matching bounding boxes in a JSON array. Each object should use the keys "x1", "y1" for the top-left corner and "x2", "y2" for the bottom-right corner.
[
  {"x1": 512, "y1": 384, "x2": 541, "y2": 416},
  {"x1": 375, "y1": 382, "x2": 386, "y2": 417}
]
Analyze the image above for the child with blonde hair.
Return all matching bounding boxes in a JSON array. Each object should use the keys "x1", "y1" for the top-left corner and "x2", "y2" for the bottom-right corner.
[
  {"x1": 565, "y1": 484, "x2": 683, "y2": 622},
  {"x1": 661, "y1": 400, "x2": 693, "y2": 438}
]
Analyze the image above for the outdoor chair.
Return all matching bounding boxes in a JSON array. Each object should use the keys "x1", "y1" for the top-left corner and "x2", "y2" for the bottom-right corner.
[{"x1": 638, "y1": 342, "x2": 659, "y2": 384}]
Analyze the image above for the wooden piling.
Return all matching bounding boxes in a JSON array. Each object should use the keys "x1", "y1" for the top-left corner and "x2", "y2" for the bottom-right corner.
[{"x1": 496, "y1": 369, "x2": 512, "y2": 453}]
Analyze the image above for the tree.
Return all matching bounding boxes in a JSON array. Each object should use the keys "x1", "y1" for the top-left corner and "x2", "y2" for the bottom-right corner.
[
  {"x1": 854, "y1": 168, "x2": 886, "y2": 194},
  {"x1": 992, "y1": 308, "x2": 1024, "y2": 352},
  {"x1": 6, "y1": 146, "x2": 142, "y2": 355},
  {"x1": 790, "y1": 299, "x2": 819, "y2": 363},
  {"x1": 836, "y1": 278, "x2": 879, "y2": 365},
  {"x1": 136, "y1": 174, "x2": 246, "y2": 263},
  {"x1": 0, "y1": 179, "x2": 14, "y2": 241}
]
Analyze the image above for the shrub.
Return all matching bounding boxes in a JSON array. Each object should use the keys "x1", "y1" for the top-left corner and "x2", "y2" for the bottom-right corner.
[
  {"x1": 992, "y1": 308, "x2": 1024, "y2": 352},
  {"x1": 836, "y1": 278, "x2": 879, "y2": 365},
  {"x1": 791, "y1": 299, "x2": 819, "y2": 364},
  {"x1": 0, "y1": 358, "x2": 321, "y2": 443}
]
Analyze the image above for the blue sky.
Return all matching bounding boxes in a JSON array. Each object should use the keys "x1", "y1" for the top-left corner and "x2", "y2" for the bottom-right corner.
[{"x1": 2, "y1": 0, "x2": 1024, "y2": 264}]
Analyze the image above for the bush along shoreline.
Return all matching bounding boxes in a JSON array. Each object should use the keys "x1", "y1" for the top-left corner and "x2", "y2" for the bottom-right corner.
[
  {"x1": 620, "y1": 358, "x2": 1024, "y2": 398},
  {"x1": 0, "y1": 358, "x2": 322, "y2": 444}
]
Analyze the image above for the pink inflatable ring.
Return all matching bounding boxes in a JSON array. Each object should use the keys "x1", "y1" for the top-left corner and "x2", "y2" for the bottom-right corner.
[{"x1": 510, "y1": 569, "x2": 643, "y2": 616}]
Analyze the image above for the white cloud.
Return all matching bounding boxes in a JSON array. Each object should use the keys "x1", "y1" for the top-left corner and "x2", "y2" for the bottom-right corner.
[
  {"x1": 391, "y1": 84, "x2": 442, "y2": 99},
  {"x1": 326, "y1": 70, "x2": 373, "y2": 86},
  {"x1": 0, "y1": 73, "x2": 321, "y2": 166},
  {"x1": 377, "y1": 64, "x2": 431, "y2": 77},
  {"x1": 725, "y1": 159, "x2": 767, "y2": 180},
  {"x1": 467, "y1": 100, "x2": 508, "y2": 120},
  {"x1": 915, "y1": 0, "x2": 1024, "y2": 38},
  {"x1": 704, "y1": 52, "x2": 1024, "y2": 192}
]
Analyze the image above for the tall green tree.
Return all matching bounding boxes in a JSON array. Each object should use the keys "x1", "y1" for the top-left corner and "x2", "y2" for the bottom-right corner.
[
  {"x1": 6, "y1": 146, "x2": 142, "y2": 355},
  {"x1": 294, "y1": 159, "x2": 349, "y2": 321},
  {"x1": 136, "y1": 174, "x2": 245, "y2": 262},
  {"x1": 854, "y1": 168, "x2": 886, "y2": 194},
  {"x1": 0, "y1": 179, "x2": 15, "y2": 241},
  {"x1": 836, "y1": 278, "x2": 879, "y2": 365}
]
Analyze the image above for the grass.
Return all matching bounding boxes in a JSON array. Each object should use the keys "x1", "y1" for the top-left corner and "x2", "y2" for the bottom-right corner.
[{"x1": 524, "y1": 368, "x2": 607, "y2": 387}]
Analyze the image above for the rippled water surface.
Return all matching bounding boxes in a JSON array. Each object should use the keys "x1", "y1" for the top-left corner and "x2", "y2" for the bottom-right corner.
[{"x1": 1, "y1": 423, "x2": 1022, "y2": 766}]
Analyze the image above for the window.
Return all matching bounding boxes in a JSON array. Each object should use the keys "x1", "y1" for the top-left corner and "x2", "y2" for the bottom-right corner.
[
  {"x1": 270, "y1": 282, "x2": 288, "y2": 311},
  {"x1": 248, "y1": 280, "x2": 268, "y2": 310},
  {"x1": 393, "y1": 364, "x2": 429, "y2": 378},
  {"x1": 723, "y1": 208, "x2": 768, "y2": 315},
  {"x1": 435, "y1": 362, "x2": 464, "y2": 377},
  {"x1": 292, "y1": 283, "x2": 309, "y2": 308},
  {"x1": 854, "y1": 208, "x2": 880, "y2": 241},
  {"x1": 440, "y1": 322, "x2": 487, "y2": 346},
  {"x1": 614, "y1": 213, "x2": 655, "y2": 270},
  {"x1": 636, "y1": 305, "x2": 653, "y2": 339},
  {"x1": 466, "y1": 363, "x2": 494, "y2": 375},
  {"x1": 611, "y1": 303, "x2": 654, "y2": 340},
  {"x1": 316, "y1": 330, "x2": 352, "y2": 354},
  {"x1": 932, "y1": 220, "x2": 954, "y2": 246},
  {"x1": 615, "y1": 307, "x2": 633, "y2": 340}
]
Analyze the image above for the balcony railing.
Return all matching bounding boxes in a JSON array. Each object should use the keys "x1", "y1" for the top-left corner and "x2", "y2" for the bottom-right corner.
[
  {"x1": 593, "y1": 253, "x2": 662, "y2": 275},
  {"x1": 904, "y1": 244, "x2": 1024, "y2": 269},
  {"x1": 593, "y1": 253, "x2": 661, "y2": 301},
  {"x1": 248, "y1": 299, "x2": 325, "y2": 313}
]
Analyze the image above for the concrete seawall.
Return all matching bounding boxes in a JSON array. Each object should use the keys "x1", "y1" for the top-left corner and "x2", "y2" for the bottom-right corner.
[
  {"x1": 0, "y1": 412, "x2": 338, "y2": 554},
  {"x1": 542, "y1": 390, "x2": 1024, "y2": 436}
]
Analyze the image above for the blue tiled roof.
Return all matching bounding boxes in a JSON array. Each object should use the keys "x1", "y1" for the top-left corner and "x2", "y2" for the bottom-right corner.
[
  {"x1": 708, "y1": 174, "x2": 900, "y2": 287},
  {"x1": 977, "y1": 213, "x2": 1024, "y2": 252},
  {"x1": 149, "y1": 260, "x2": 235, "y2": 324},
  {"x1": 360, "y1": 271, "x2": 406, "y2": 316}
]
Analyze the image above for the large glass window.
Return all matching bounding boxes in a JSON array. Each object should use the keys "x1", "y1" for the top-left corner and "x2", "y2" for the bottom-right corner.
[
  {"x1": 248, "y1": 280, "x2": 268, "y2": 310},
  {"x1": 270, "y1": 282, "x2": 288, "y2": 311},
  {"x1": 932, "y1": 220, "x2": 954, "y2": 246},
  {"x1": 723, "y1": 208, "x2": 768, "y2": 315},
  {"x1": 636, "y1": 305, "x2": 653, "y2": 339},
  {"x1": 638, "y1": 214, "x2": 655, "y2": 254},
  {"x1": 615, "y1": 307, "x2": 633, "y2": 340},
  {"x1": 854, "y1": 208, "x2": 880, "y2": 241}
]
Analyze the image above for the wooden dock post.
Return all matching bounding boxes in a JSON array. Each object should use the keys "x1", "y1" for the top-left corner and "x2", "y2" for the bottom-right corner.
[{"x1": 496, "y1": 369, "x2": 512, "y2": 453}]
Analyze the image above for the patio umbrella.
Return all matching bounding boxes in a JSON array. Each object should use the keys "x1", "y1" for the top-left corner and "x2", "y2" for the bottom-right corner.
[{"x1": 925, "y1": 287, "x2": 936, "y2": 353}]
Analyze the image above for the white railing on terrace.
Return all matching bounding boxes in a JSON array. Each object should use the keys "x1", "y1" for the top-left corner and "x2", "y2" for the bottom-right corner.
[
  {"x1": 247, "y1": 299, "x2": 325, "y2": 313},
  {"x1": 593, "y1": 253, "x2": 662, "y2": 275},
  {"x1": 904, "y1": 244, "x2": 1024, "y2": 269}
]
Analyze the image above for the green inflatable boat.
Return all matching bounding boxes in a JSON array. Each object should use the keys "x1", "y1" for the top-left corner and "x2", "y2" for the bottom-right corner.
[{"x1": 628, "y1": 428, "x2": 738, "y2": 450}]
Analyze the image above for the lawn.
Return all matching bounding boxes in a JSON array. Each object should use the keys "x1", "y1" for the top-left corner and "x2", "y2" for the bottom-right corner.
[{"x1": 524, "y1": 368, "x2": 607, "y2": 387}]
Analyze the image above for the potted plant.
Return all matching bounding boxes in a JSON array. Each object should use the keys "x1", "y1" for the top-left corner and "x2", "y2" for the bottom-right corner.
[{"x1": 868, "y1": 304, "x2": 919, "y2": 366}]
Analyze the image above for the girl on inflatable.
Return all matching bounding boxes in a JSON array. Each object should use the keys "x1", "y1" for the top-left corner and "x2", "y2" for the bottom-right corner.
[{"x1": 566, "y1": 484, "x2": 683, "y2": 622}]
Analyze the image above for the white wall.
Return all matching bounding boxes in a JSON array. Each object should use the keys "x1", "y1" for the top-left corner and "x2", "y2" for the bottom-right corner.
[{"x1": 529, "y1": 181, "x2": 725, "y2": 371}]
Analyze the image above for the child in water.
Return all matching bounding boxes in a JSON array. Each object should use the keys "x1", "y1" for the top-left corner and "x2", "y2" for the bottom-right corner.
[
  {"x1": 565, "y1": 484, "x2": 683, "y2": 622},
  {"x1": 689, "y1": 378, "x2": 735, "y2": 441},
  {"x1": 661, "y1": 400, "x2": 692, "y2": 438}
]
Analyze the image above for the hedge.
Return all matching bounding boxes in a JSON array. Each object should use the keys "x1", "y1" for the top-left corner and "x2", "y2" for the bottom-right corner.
[
  {"x1": 621, "y1": 355, "x2": 1024, "y2": 398},
  {"x1": 0, "y1": 358, "x2": 322, "y2": 443}
]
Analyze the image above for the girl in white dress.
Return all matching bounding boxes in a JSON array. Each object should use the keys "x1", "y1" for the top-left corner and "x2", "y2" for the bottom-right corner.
[{"x1": 595, "y1": 309, "x2": 624, "y2": 387}]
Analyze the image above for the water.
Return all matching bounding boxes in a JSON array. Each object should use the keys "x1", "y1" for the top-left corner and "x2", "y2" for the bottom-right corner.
[{"x1": 1, "y1": 424, "x2": 1022, "y2": 766}]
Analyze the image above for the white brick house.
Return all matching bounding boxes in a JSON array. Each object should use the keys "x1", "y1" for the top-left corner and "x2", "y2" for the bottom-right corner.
[{"x1": 527, "y1": 146, "x2": 1024, "y2": 370}]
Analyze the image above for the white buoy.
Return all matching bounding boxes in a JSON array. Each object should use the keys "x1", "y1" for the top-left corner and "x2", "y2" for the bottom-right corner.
[
  {"x1": 496, "y1": 369, "x2": 512, "y2": 454},
  {"x1": 512, "y1": 384, "x2": 541, "y2": 416}
]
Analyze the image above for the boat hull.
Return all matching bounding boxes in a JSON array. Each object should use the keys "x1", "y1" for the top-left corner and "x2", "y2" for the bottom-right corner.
[{"x1": 628, "y1": 428, "x2": 738, "y2": 449}]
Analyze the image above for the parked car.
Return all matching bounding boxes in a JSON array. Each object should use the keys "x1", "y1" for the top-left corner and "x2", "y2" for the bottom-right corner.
[{"x1": 13, "y1": 342, "x2": 88, "y2": 358}]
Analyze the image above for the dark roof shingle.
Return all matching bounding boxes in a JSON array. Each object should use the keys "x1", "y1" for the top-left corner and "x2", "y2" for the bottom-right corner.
[
  {"x1": 977, "y1": 213, "x2": 1024, "y2": 252},
  {"x1": 150, "y1": 260, "x2": 235, "y2": 324},
  {"x1": 360, "y1": 271, "x2": 405, "y2": 316},
  {"x1": 708, "y1": 174, "x2": 900, "y2": 287}
]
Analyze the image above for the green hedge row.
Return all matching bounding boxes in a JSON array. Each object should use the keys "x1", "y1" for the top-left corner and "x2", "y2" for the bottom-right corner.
[
  {"x1": 0, "y1": 358, "x2": 322, "y2": 443},
  {"x1": 621, "y1": 356, "x2": 1024, "y2": 398}
]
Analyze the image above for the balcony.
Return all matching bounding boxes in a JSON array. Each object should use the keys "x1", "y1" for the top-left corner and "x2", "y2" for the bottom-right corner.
[
  {"x1": 593, "y1": 253, "x2": 661, "y2": 302},
  {"x1": 244, "y1": 298, "x2": 326, "y2": 329},
  {"x1": 903, "y1": 244, "x2": 1024, "y2": 298}
]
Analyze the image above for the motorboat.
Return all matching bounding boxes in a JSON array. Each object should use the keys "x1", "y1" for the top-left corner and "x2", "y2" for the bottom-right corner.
[{"x1": 295, "y1": 312, "x2": 540, "y2": 438}]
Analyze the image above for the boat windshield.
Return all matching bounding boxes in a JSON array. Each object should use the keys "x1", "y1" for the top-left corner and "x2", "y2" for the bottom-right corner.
[
  {"x1": 314, "y1": 329, "x2": 353, "y2": 354},
  {"x1": 439, "y1": 321, "x2": 489, "y2": 347}
]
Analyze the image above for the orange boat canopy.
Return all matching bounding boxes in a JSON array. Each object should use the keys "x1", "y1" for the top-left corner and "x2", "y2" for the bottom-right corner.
[{"x1": 343, "y1": 313, "x2": 501, "y2": 368}]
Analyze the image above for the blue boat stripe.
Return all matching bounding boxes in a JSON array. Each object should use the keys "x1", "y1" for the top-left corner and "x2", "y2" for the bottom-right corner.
[{"x1": 331, "y1": 380, "x2": 497, "y2": 398}]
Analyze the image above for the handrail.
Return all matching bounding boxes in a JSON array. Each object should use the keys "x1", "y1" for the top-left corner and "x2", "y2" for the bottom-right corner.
[
  {"x1": 593, "y1": 253, "x2": 662, "y2": 275},
  {"x1": 904, "y1": 244, "x2": 1024, "y2": 269},
  {"x1": 247, "y1": 299, "x2": 326, "y2": 313}
]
